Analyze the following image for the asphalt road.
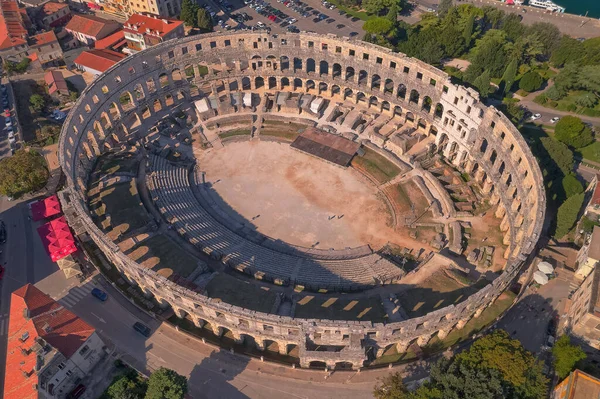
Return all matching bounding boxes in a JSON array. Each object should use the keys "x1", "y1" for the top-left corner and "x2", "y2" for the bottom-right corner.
[{"x1": 36, "y1": 271, "x2": 376, "y2": 399}]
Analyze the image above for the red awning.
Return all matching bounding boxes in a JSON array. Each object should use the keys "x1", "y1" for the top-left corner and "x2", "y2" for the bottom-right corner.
[
  {"x1": 30, "y1": 195, "x2": 62, "y2": 221},
  {"x1": 37, "y1": 216, "x2": 77, "y2": 262}
]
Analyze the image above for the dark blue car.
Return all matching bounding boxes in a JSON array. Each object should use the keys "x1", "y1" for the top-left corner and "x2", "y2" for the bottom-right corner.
[{"x1": 91, "y1": 287, "x2": 108, "y2": 301}]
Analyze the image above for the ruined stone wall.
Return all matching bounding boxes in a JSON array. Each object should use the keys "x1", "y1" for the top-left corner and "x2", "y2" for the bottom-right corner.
[{"x1": 58, "y1": 32, "x2": 545, "y2": 368}]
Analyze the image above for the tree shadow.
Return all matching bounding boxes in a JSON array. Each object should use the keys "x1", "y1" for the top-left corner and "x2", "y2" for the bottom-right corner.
[{"x1": 188, "y1": 348, "x2": 251, "y2": 399}]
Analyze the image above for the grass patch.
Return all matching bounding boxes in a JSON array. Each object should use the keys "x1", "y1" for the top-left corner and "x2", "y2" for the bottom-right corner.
[
  {"x1": 260, "y1": 129, "x2": 299, "y2": 141},
  {"x1": 219, "y1": 129, "x2": 251, "y2": 139},
  {"x1": 351, "y1": 147, "x2": 401, "y2": 184},
  {"x1": 294, "y1": 295, "x2": 387, "y2": 322},
  {"x1": 125, "y1": 233, "x2": 200, "y2": 278},
  {"x1": 397, "y1": 269, "x2": 488, "y2": 318},
  {"x1": 577, "y1": 141, "x2": 600, "y2": 164},
  {"x1": 88, "y1": 180, "x2": 149, "y2": 239},
  {"x1": 328, "y1": 0, "x2": 373, "y2": 21},
  {"x1": 205, "y1": 274, "x2": 278, "y2": 314}
]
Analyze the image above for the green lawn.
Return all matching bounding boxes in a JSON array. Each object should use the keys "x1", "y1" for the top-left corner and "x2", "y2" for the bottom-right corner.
[
  {"x1": 294, "y1": 295, "x2": 387, "y2": 322},
  {"x1": 88, "y1": 180, "x2": 149, "y2": 239},
  {"x1": 351, "y1": 147, "x2": 401, "y2": 184},
  {"x1": 205, "y1": 274, "x2": 278, "y2": 314},
  {"x1": 219, "y1": 129, "x2": 251, "y2": 139},
  {"x1": 536, "y1": 90, "x2": 600, "y2": 117},
  {"x1": 397, "y1": 269, "x2": 488, "y2": 318},
  {"x1": 125, "y1": 233, "x2": 201, "y2": 278},
  {"x1": 260, "y1": 129, "x2": 299, "y2": 141},
  {"x1": 577, "y1": 141, "x2": 600, "y2": 163},
  {"x1": 328, "y1": 0, "x2": 373, "y2": 21}
]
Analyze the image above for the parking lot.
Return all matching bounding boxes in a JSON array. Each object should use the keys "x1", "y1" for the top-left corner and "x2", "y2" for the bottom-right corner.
[
  {"x1": 0, "y1": 82, "x2": 16, "y2": 161},
  {"x1": 202, "y1": 0, "x2": 367, "y2": 37}
]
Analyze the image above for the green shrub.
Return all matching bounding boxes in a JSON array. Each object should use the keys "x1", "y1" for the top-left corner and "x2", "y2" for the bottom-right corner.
[
  {"x1": 554, "y1": 193, "x2": 585, "y2": 238},
  {"x1": 562, "y1": 174, "x2": 584, "y2": 197},
  {"x1": 555, "y1": 115, "x2": 594, "y2": 149},
  {"x1": 519, "y1": 71, "x2": 544, "y2": 92}
]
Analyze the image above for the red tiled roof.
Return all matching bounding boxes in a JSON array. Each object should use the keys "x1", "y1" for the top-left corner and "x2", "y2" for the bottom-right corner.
[
  {"x1": 123, "y1": 13, "x2": 183, "y2": 38},
  {"x1": 4, "y1": 284, "x2": 95, "y2": 399},
  {"x1": 94, "y1": 29, "x2": 124, "y2": 50},
  {"x1": 29, "y1": 30, "x2": 57, "y2": 47},
  {"x1": 74, "y1": 48, "x2": 125, "y2": 73},
  {"x1": 44, "y1": 71, "x2": 68, "y2": 96},
  {"x1": 65, "y1": 14, "x2": 118, "y2": 38},
  {"x1": 40, "y1": 1, "x2": 69, "y2": 16},
  {"x1": 0, "y1": 0, "x2": 28, "y2": 50}
]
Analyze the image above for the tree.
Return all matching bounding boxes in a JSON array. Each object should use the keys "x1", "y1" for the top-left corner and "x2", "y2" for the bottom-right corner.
[
  {"x1": 555, "y1": 115, "x2": 594, "y2": 149},
  {"x1": 482, "y1": 6, "x2": 505, "y2": 29},
  {"x1": 462, "y1": 13, "x2": 475, "y2": 48},
  {"x1": 552, "y1": 335, "x2": 587, "y2": 380},
  {"x1": 197, "y1": 8, "x2": 213, "y2": 32},
  {"x1": 472, "y1": 70, "x2": 491, "y2": 97},
  {"x1": 575, "y1": 92, "x2": 597, "y2": 108},
  {"x1": 29, "y1": 94, "x2": 46, "y2": 112},
  {"x1": 555, "y1": 193, "x2": 585, "y2": 238},
  {"x1": 145, "y1": 367, "x2": 188, "y2": 399},
  {"x1": 501, "y1": 13, "x2": 525, "y2": 42},
  {"x1": 180, "y1": 0, "x2": 199, "y2": 27},
  {"x1": 386, "y1": 2, "x2": 399, "y2": 22},
  {"x1": 562, "y1": 174, "x2": 584, "y2": 198},
  {"x1": 438, "y1": 0, "x2": 453, "y2": 18},
  {"x1": 519, "y1": 71, "x2": 544, "y2": 93},
  {"x1": 413, "y1": 331, "x2": 548, "y2": 399},
  {"x1": 373, "y1": 372, "x2": 411, "y2": 399},
  {"x1": 363, "y1": 17, "x2": 394, "y2": 35},
  {"x1": 362, "y1": 0, "x2": 398, "y2": 15},
  {"x1": 578, "y1": 65, "x2": 600, "y2": 94},
  {"x1": 527, "y1": 22, "x2": 561, "y2": 59},
  {"x1": 464, "y1": 30, "x2": 508, "y2": 81},
  {"x1": 0, "y1": 149, "x2": 48, "y2": 198},
  {"x1": 554, "y1": 63, "x2": 579, "y2": 94},
  {"x1": 551, "y1": 36, "x2": 584, "y2": 67},
  {"x1": 106, "y1": 372, "x2": 147, "y2": 399},
  {"x1": 501, "y1": 58, "x2": 518, "y2": 94},
  {"x1": 539, "y1": 137, "x2": 573, "y2": 176}
]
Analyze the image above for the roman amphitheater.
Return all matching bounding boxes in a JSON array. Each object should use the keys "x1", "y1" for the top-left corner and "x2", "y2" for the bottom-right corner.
[{"x1": 58, "y1": 32, "x2": 546, "y2": 369}]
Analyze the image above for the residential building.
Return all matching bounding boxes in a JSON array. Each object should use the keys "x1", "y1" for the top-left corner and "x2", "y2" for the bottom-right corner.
[
  {"x1": 565, "y1": 266, "x2": 600, "y2": 357},
  {"x1": 65, "y1": 14, "x2": 121, "y2": 46},
  {"x1": 553, "y1": 369, "x2": 600, "y2": 399},
  {"x1": 576, "y1": 225, "x2": 600, "y2": 279},
  {"x1": 34, "y1": 1, "x2": 71, "y2": 30},
  {"x1": 583, "y1": 175, "x2": 600, "y2": 219},
  {"x1": 94, "y1": 29, "x2": 126, "y2": 51},
  {"x1": 45, "y1": 69, "x2": 68, "y2": 96},
  {"x1": 3, "y1": 284, "x2": 106, "y2": 399},
  {"x1": 73, "y1": 47, "x2": 125, "y2": 75},
  {"x1": 123, "y1": 13, "x2": 183, "y2": 54},
  {"x1": 0, "y1": 0, "x2": 30, "y2": 63},
  {"x1": 99, "y1": 0, "x2": 180, "y2": 19},
  {"x1": 28, "y1": 30, "x2": 62, "y2": 66}
]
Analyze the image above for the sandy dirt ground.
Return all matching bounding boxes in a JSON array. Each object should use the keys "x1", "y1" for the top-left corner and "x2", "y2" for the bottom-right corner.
[{"x1": 198, "y1": 140, "x2": 395, "y2": 249}]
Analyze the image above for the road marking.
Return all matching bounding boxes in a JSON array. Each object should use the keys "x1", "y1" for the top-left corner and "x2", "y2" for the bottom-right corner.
[
  {"x1": 90, "y1": 312, "x2": 106, "y2": 323},
  {"x1": 59, "y1": 297, "x2": 77, "y2": 307}
]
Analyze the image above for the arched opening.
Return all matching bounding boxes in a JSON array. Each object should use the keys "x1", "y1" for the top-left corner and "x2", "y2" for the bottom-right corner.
[
  {"x1": 133, "y1": 84, "x2": 145, "y2": 100},
  {"x1": 422, "y1": 96, "x2": 432, "y2": 113},
  {"x1": 335, "y1": 362, "x2": 354, "y2": 370},
  {"x1": 417, "y1": 118, "x2": 427, "y2": 130},
  {"x1": 280, "y1": 56, "x2": 290, "y2": 70},
  {"x1": 293, "y1": 78, "x2": 303, "y2": 89},
  {"x1": 309, "y1": 361, "x2": 327, "y2": 369},
  {"x1": 369, "y1": 95, "x2": 378, "y2": 107},
  {"x1": 198, "y1": 64, "x2": 209, "y2": 76},
  {"x1": 397, "y1": 84, "x2": 406, "y2": 99},
  {"x1": 268, "y1": 76, "x2": 277, "y2": 89},
  {"x1": 159, "y1": 73, "x2": 169, "y2": 88},
  {"x1": 319, "y1": 60, "x2": 329, "y2": 76},
  {"x1": 255, "y1": 76, "x2": 265, "y2": 89},
  {"x1": 405, "y1": 111, "x2": 414, "y2": 123},
  {"x1": 318, "y1": 82, "x2": 328, "y2": 94},
  {"x1": 281, "y1": 77, "x2": 290, "y2": 88},
  {"x1": 480, "y1": 139, "x2": 488, "y2": 153},
  {"x1": 358, "y1": 70, "x2": 368, "y2": 85},
  {"x1": 264, "y1": 339, "x2": 280, "y2": 353},
  {"x1": 344, "y1": 88, "x2": 353, "y2": 100},
  {"x1": 345, "y1": 66, "x2": 355, "y2": 81},
  {"x1": 306, "y1": 80, "x2": 315, "y2": 90},
  {"x1": 490, "y1": 149, "x2": 498, "y2": 165},
  {"x1": 306, "y1": 58, "x2": 316, "y2": 73},
  {"x1": 293, "y1": 57, "x2": 302, "y2": 72},
  {"x1": 184, "y1": 64, "x2": 195, "y2": 79},
  {"x1": 498, "y1": 162, "x2": 506, "y2": 175},
  {"x1": 153, "y1": 98, "x2": 162, "y2": 112},
  {"x1": 331, "y1": 85, "x2": 341, "y2": 95},
  {"x1": 384, "y1": 79, "x2": 393, "y2": 94},
  {"x1": 119, "y1": 92, "x2": 134, "y2": 112},
  {"x1": 434, "y1": 103, "x2": 444, "y2": 119},
  {"x1": 356, "y1": 92, "x2": 366, "y2": 103},
  {"x1": 141, "y1": 106, "x2": 151, "y2": 119},
  {"x1": 165, "y1": 94, "x2": 174, "y2": 106},
  {"x1": 409, "y1": 89, "x2": 419, "y2": 104},
  {"x1": 371, "y1": 74, "x2": 381, "y2": 91},
  {"x1": 146, "y1": 77, "x2": 156, "y2": 94},
  {"x1": 429, "y1": 125, "x2": 438, "y2": 136},
  {"x1": 332, "y1": 63, "x2": 342, "y2": 78},
  {"x1": 382, "y1": 100, "x2": 390, "y2": 111},
  {"x1": 242, "y1": 77, "x2": 251, "y2": 90},
  {"x1": 393, "y1": 105, "x2": 402, "y2": 117},
  {"x1": 108, "y1": 102, "x2": 120, "y2": 119}
]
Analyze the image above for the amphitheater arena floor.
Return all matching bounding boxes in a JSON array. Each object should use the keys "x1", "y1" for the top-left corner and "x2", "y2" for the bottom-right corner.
[{"x1": 197, "y1": 140, "x2": 401, "y2": 250}]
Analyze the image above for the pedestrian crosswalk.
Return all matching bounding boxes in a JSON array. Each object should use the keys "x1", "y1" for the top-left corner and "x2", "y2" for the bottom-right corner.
[
  {"x1": 0, "y1": 314, "x2": 9, "y2": 336},
  {"x1": 57, "y1": 284, "x2": 95, "y2": 308}
]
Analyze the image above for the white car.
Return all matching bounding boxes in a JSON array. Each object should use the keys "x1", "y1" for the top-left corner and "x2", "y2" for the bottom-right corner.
[
  {"x1": 550, "y1": 117, "x2": 560, "y2": 124},
  {"x1": 530, "y1": 113, "x2": 542, "y2": 121}
]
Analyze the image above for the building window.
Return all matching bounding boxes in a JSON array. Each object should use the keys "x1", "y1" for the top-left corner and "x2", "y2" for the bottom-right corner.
[
  {"x1": 376, "y1": 57, "x2": 382, "y2": 64},
  {"x1": 58, "y1": 362, "x2": 66, "y2": 370},
  {"x1": 66, "y1": 370, "x2": 73, "y2": 377},
  {"x1": 403, "y1": 66, "x2": 409, "y2": 74},
  {"x1": 79, "y1": 345, "x2": 89, "y2": 356},
  {"x1": 224, "y1": 40, "x2": 231, "y2": 47},
  {"x1": 210, "y1": 41, "x2": 216, "y2": 48},
  {"x1": 362, "y1": 53, "x2": 368, "y2": 60},
  {"x1": 335, "y1": 46, "x2": 341, "y2": 53},
  {"x1": 308, "y1": 41, "x2": 314, "y2": 48},
  {"x1": 195, "y1": 43, "x2": 201, "y2": 51},
  {"x1": 168, "y1": 50, "x2": 174, "y2": 59},
  {"x1": 390, "y1": 61, "x2": 396, "y2": 69},
  {"x1": 349, "y1": 49, "x2": 355, "y2": 56},
  {"x1": 416, "y1": 72, "x2": 423, "y2": 80},
  {"x1": 181, "y1": 46, "x2": 188, "y2": 54}
]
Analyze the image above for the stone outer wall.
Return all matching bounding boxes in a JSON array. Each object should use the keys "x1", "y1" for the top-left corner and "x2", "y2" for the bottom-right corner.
[{"x1": 58, "y1": 32, "x2": 545, "y2": 369}]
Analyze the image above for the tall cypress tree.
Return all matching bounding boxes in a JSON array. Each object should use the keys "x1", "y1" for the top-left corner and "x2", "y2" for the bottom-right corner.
[
  {"x1": 197, "y1": 8, "x2": 213, "y2": 32},
  {"x1": 473, "y1": 70, "x2": 491, "y2": 97},
  {"x1": 501, "y1": 58, "x2": 518, "y2": 95},
  {"x1": 180, "y1": 0, "x2": 199, "y2": 27},
  {"x1": 463, "y1": 14, "x2": 475, "y2": 48}
]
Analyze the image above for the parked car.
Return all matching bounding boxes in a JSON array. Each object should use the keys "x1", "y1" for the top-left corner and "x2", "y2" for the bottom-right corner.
[
  {"x1": 133, "y1": 321, "x2": 151, "y2": 337},
  {"x1": 550, "y1": 117, "x2": 560, "y2": 124},
  {"x1": 66, "y1": 384, "x2": 86, "y2": 399},
  {"x1": 0, "y1": 221, "x2": 6, "y2": 243},
  {"x1": 530, "y1": 113, "x2": 542, "y2": 120},
  {"x1": 91, "y1": 287, "x2": 108, "y2": 301}
]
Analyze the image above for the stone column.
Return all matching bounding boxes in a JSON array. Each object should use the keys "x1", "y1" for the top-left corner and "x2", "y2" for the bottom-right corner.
[
  {"x1": 193, "y1": 318, "x2": 206, "y2": 329},
  {"x1": 396, "y1": 341, "x2": 410, "y2": 353},
  {"x1": 437, "y1": 329, "x2": 449, "y2": 340},
  {"x1": 482, "y1": 179, "x2": 494, "y2": 195},
  {"x1": 417, "y1": 334, "x2": 431, "y2": 347},
  {"x1": 456, "y1": 317, "x2": 470, "y2": 330},
  {"x1": 278, "y1": 343, "x2": 288, "y2": 356},
  {"x1": 500, "y1": 215, "x2": 510, "y2": 232},
  {"x1": 212, "y1": 325, "x2": 223, "y2": 337},
  {"x1": 495, "y1": 203, "x2": 506, "y2": 219},
  {"x1": 473, "y1": 306, "x2": 485, "y2": 318},
  {"x1": 232, "y1": 332, "x2": 245, "y2": 344},
  {"x1": 255, "y1": 339, "x2": 265, "y2": 351}
]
